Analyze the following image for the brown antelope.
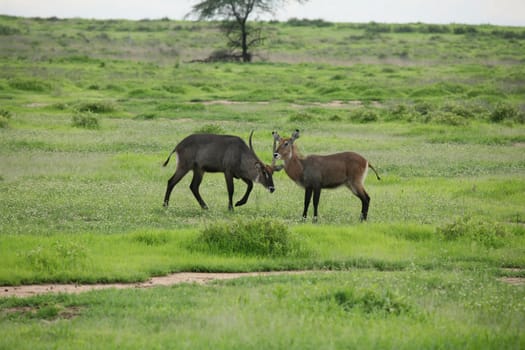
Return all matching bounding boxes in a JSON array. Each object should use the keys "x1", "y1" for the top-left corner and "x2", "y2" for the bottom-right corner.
[
  {"x1": 272, "y1": 130, "x2": 380, "y2": 222},
  {"x1": 163, "y1": 131, "x2": 275, "y2": 211}
]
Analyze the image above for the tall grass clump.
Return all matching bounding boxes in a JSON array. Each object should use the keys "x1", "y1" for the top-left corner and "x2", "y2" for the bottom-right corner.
[
  {"x1": 192, "y1": 218, "x2": 309, "y2": 257},
  {"x1": 437, "y1": 216, "x2": 508, "y2": 248},
  {"x1": 323, "y1": 288, "x2": 412, "y2": 316},
  {"x1": 8, "y1": 78, "x2": 52, "y2": 92},
  {"x1": 0, "y1": 108, "x2": 11, "y2": 128},
  {"x1": 349, "y1": 108, "x2": 379, "y2": 123},
  {"x1": 194, "y1": 123, "x2": 225, "y2": 134},
  {"x1": 76, "y1": 101, "x2": 115, "y2": 113},
  {"x1": 19, "y1": 239, "x2": 88, "y2": 273},
  {"x1": 71, "y1": 112, "x2": 100, "y2": 129},
  {"x1": 490, "y1": 103, "x2": 524, "y2": 124}
]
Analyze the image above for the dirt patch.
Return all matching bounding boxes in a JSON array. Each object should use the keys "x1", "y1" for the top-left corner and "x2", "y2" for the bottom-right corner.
[
  {"x1": 1, "y1": 271, "x2": 311, "y2": 298},
  {"x1": 499, "y1": 268, "x2": 525, "y2": 285},
  {"x1": 25, "y1": 102, "x2": 50, "y2": 108},
  {"x1": 499, "y1": 277, "x2": 525, "y2": 285},
  {"x1": 199, "y1": 100, "x2": 269, "y2": 106}
]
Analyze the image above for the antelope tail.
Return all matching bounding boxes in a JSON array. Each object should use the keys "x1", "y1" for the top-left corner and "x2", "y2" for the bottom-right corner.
[
  {"x1": 163, "y1": 150, "x2": 176, "y2": 167},
  {"x1": 368, "y1": 163, "x2": 381, "y2": 180}
]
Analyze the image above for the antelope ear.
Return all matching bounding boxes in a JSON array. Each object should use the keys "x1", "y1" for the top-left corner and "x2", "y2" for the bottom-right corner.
[
  {"x1": 291, "y1": 129, "x2": 300, "y2": 142},
  {"x1": 272, "y1": 131, "x2": 281, "y2": 141}
]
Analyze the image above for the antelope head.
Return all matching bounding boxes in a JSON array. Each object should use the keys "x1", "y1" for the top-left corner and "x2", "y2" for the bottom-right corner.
[{"x1": 273, "y1": 129, "x2": 300, "y2": 163}]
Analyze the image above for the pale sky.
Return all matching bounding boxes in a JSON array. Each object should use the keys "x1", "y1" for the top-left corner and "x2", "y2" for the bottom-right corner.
[{"x1": 1, "y1": 0, "x2": 524, "y2": 26}]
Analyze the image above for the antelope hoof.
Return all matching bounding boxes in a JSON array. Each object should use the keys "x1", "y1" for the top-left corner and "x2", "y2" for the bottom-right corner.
[
  {"x1": 163, "y1": 200, "x2": 169, "y2": 207},
  {"x1": 313, "y1": 216, "x2": 318, "y2": 224},
  {"x1": 235, "y1": 200, "x2": 246, "y2": 207}
]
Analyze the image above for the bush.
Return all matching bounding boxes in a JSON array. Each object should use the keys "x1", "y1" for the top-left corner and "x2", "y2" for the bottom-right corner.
[
  {"x1": 194, "y1": 123, "x2": 225, "y2": 134},
  {"x1": 0, "y1": 116, "x2": 9, "y2": 128},
  {"x1": 490, "y1": 103, "x2": 521, "y2": 123},
  {"x1": 453, "y1": 26, "x2": 478, "y2": 35},
  {"x1": 8, "y1": 78, "x2": 52, "y2": 92},
  {"x1": 76, "y1": 101, "x2": 115, "y2": 113},
  {"x1": 72, "y1": 112, "x2": 100, "y2": 129},
  {"x1": 325, "y1": 288, "x2": 412, "y2": 316},
  {"x1": 437, "y1": 216, "x2": 508, "y2": 248},
  {"x1": 131, "y1": 231, "x2": 169, "y2": 246},
  {"x1": 192, "y1": 218, "x2": 308, "y2": 257},
  {"x1": 286, "y1": 18, "x2": 333, "y2": 27},
  {"x1": 364, "y1": 22, "x2": 391, "y2": 34},
  {"x1": 429, "y1": 111, "x2": 470, "y2": 126},
  {"x1": 349, "y1": 108, "x2": 379, "y2": 123},
  {"x1": 0, "y1": 24, "x2": 21, "y2": 35},
  {"x1": 0, "y1": 109, "x2": 11, "y2": 128},
  {"x1": 289, "y1": 112, "x2": 316, "y2": 123},
  {"x1": 0, "y1": 108, "x2": 12, "y2": 118}
]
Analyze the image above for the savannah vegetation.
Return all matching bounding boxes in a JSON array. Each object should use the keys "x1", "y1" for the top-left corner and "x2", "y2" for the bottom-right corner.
[{"x1": 0, "y1": 15, "x2": 524, "y2": 349}]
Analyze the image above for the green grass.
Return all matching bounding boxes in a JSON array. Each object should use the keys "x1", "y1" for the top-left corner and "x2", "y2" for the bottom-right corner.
[
  {"x1": 0, "y1": 15, "x2": 524, "y2": 349},
  {"x1": 0, "y1": 270, "x2": 523, "y2": 349}
]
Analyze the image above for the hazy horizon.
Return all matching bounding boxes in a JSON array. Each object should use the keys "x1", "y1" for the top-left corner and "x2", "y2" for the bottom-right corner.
[{"x1": 1, "y1": 0, "x2": 524, "y2": 26}]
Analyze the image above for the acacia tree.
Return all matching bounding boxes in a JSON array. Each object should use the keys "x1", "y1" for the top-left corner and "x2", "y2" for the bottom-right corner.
[{"x1": 188, "y1": 0, "x2": 307, "y2": 62}]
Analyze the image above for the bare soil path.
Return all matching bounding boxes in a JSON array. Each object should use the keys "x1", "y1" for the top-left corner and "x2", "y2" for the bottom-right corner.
[
  {"x1": 1, "y1": 271, "x2": 311, "y2": 298},
  {"x1": 3, "y1": 270, "x2": 522, "y2": 298}
]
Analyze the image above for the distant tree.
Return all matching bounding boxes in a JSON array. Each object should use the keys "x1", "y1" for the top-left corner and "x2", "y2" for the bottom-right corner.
[{"x1": 187, "y1": 0, "x2": 307, "y2": 62}]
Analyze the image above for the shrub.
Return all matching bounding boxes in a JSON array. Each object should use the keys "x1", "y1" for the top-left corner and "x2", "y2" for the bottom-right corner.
[
  {"x1": 429, "y1": 111, "x2": 469, "y2": 126},
  {"x1": 393, "y1": 25, "x2": 415, "y2": 33},
  {"x1": 194, "y1": 123, "x2": 225, "y2": 134},
  {"x1": 8, "y1": 78, "x2": 52, "y2": 92},
  {"x1": 192, "y1": 218, "x2": 308, "y2": 257},
  {"x1": 131, "y1": 231, "x2": 169, "y2": 246},
  {"x1": 437, "y1": 216, "x2": 508, "y2": 248},
  {"x1": 286, "y1": 18, "x2": 333, "y2": 27},
  {"x1": 453, "y1": 26, "x2": 478, "y2": 35},
  {"x1": 364, "y1": 22, "x2": 391, "y2": 34},
  {"x1": 349, "y1": 108, "x2": 379, "y2": 123},
  {"x1": 0, "y1": 108, "x2": 12, "y2": 119},
  {"x1": 414, "y1": 102, "x2": 433, "y2": 116},
  {"x1": 0, "y1": 24, "x2": 21, "y2": 35},
  {"x1": 0, "y1": 116, "x2": 9, "y2": 128},
  {"x1": 0, "y1": 108, "x2": 11, "y2": 127},
  {"x1": 326, "y1": 288, "x2": 412, "y2": 316},
  {"x1": 388, "y1": 104, "x2": 416, "y2": 121},
  {"x1": 289, "y1": 112, "x2": 316, "y2": 123},
  {"x1": 423, "y1": 24, "x2": 450, "y2": 34},
  {"x1": 489, "y1": 103, "x2": 520, "y2": 123},
  {"x1": 72, "y1": 112, "x2": 100, "y2": 129},
  {"x1": 442, "y1": 102, "x2": 474, "y2": 119},
  {"x1": 76, "y1": 101, "x2": 115, "y2": 113}
]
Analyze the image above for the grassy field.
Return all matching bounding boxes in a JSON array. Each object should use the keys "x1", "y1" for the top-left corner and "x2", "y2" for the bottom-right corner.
[{"x1": 0, "y1": 15, "x2": 524, "y2": 349}]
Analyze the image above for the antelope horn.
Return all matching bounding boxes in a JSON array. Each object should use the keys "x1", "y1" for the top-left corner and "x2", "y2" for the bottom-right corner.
[
  {"x1": 271, "y1": 131, "x2": 284, "y2": 172},
  {"x1": 249, "y1": 129, "x2": 255, "y2": 152},
  {"x1": 271, "y1": 131, "x2": 279, "y2": 168}
]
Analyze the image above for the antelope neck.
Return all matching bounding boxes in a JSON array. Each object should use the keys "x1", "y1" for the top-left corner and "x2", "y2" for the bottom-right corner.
[{"x1": 283, "y1": 149, "x2": 304, "y2": 183}]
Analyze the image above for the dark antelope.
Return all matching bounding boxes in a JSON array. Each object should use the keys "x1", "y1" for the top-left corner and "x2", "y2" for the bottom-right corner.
[
  {"x1": 163, "y1": 131, "x2": 275, "y2": 210},
  {"x1": 272, "y1": 130, "x2": 380, "y2": 222}
]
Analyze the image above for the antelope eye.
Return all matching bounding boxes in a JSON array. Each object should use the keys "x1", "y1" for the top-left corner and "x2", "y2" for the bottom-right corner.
[{"x1": 284, "y1": 141, "x2": 289, "y2": 146}]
